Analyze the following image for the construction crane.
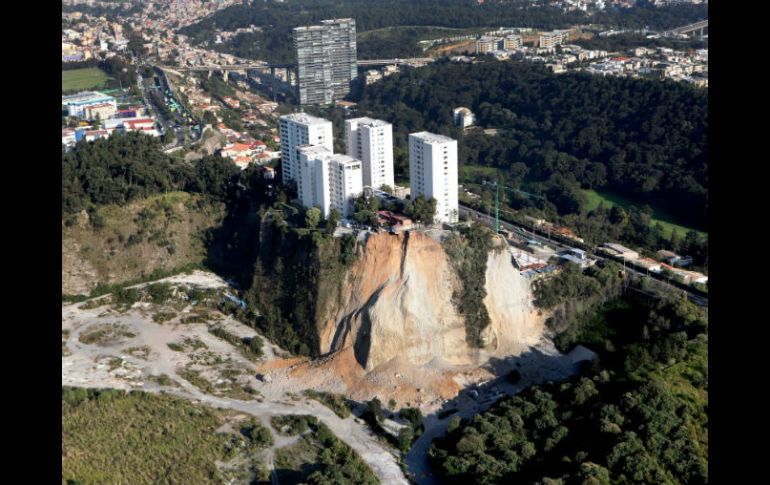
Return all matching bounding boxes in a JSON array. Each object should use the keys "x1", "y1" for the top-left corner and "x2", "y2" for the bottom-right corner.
[{"x1": 481, "y1": 179, "x2": 546, "y2": 234}]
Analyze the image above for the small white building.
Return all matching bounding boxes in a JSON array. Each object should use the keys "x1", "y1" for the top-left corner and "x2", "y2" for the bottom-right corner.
[{"x1": 453, "y1": 107, "x2": 475, "y2": 128}]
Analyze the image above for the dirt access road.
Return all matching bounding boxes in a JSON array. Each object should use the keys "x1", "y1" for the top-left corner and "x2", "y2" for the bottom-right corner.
[
  {"x1": 61, "y1": 271, "x2": 408, "y2": 485},
  {"x1": 405, "y1": 338, "x2": 578, "y2": 484}
]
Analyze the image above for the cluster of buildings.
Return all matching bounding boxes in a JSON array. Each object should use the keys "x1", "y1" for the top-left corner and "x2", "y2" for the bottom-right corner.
[
  {"x1": 584, "y1": 47, "x2": 708, "y2": 86},
  {"x1": 364, "y1": 65, "x2": 400, "y2": 86},
  {"x1": 599, "y1": 243, "x2": 707, "y2": 285},
  {"x1": 214, "y1": 119, "x2": 281, "y2": 169},
  {"x1": 475, "y1": 29, "x2": 571, "y2": 56},
  {"x1": 649, "y1": 0, "x2": 707, "y2": 5},
  {"x1": 61, "y1": 91, "x2": 159, "y2": 149},
  {"x1": 548, "y1": 0, "x2": 687, "y2": 11},
  {"x1": 293, "y1": 18, "x2": 358, "y2": 105},
  {"x1": 279, "y1": 113, "x2": 459, "y2": 223},
  {"x1": 219, "y1": 140, "x2": 273, "y2": 169},
  {"x1": 63, "y1": 0, "x2": 241, "y2": 65},
  {"x1": 473, "y1": 28, "x2": 708, "y2": 87},
  {"x1": 61, "y1": 12, "x2": 129, "y2": 62}
]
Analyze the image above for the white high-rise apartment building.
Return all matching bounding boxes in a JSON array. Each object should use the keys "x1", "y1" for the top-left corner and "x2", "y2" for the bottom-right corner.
[
  {"x1": 408, "y1": 132, "x2": 459, "y2": 224},
  {"x1": 279, "y1": 113, "x2": 333, "y2": 186},
  {"x1": 344, "y1": 117, "x2": 394, "y2": 190},
  {"x1": 297, "y1": 146, "x2": 363, "y2": 219}
]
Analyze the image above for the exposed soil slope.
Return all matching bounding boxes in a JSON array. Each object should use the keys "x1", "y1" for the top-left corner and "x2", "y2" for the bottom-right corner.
[{"x1": 319, "y1": 232, "x2": 544, "y2": 370}]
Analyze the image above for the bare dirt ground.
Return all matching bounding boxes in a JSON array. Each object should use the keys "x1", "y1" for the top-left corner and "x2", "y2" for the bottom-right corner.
[
  {"x1": 62, "y1": 270, "x2": 576, "y2": 484},
  {"x1": 428, "y1": 40, "x2": 475, "y2": 56},
  {"x1": 62, "y1": 271, "x2": 407, "y2": 484}
]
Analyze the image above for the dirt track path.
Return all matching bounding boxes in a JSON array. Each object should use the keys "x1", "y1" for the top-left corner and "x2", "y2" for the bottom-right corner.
[
  {"x1": 405, "y1": 338, "x2": 577, "y2": 484},
  {"x1": 61, "y1": 279, "x2": 408, "y2": 485}
]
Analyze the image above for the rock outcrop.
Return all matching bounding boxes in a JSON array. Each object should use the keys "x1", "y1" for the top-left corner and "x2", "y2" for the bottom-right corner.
[{"x1": 318, "y1": 232, "x2": 545, "y2": 372}]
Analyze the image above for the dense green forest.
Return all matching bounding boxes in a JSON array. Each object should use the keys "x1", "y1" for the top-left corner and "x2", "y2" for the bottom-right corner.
[
  {"x1": 358, "y1": 60, "x2": 707, "y2": 230},
  {"x1": 61, "y1": 132, "x2": 241, "y2": 214},
  {"x1": 180, "y1": 0, "x2": 707, "y2": 62},
  {"x1": 429, "y1": 282, "x2": 708, "y2": 484},
  {"x1": 355, "y1": 59, "x2": 707, "y2": 264},
  {"x1": 572, "y1": 32, "x2": 707, "y2": 53}
]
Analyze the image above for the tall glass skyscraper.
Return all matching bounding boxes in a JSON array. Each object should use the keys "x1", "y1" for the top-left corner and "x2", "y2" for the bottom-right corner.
[{"x1": 293, "y1": 18, "x2": 357, "y2": 105}]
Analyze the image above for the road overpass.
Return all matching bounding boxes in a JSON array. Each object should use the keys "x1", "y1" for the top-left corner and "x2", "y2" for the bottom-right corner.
[
  {"x1": 357, "y1": 58, "x2": 435, "y2": 67},
  {"x1": 663, "y1": 19, "x2": 708, "y2": 37}
]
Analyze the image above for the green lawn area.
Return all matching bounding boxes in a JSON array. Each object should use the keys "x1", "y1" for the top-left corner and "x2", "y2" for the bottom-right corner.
[
  {"x1": 62, "y1": 68, "x2": 109, "y2": 92},
  {"x1": 583, "y1": 189, "x2": 707, "y2": 239}
]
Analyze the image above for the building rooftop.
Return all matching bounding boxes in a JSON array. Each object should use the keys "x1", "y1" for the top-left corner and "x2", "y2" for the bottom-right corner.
[
  {"x1": 297, "y1": 145, "x2": 332, "y2": 158},
  {"x1": 62, "y1": 91, "x2": 113, "y2": 104},
  {"x1": 280, "y1": 112, "x2": 331, "y2": 126},
  {"x1": 330, "y1": 154, "x2": 361, "y2": 166},
  {"x1": 348, "y1": 117, "x2": 390, "y2": 127},
  {"x1": 410, "y1": 131, "x2": 456, "y2": 144},
  {"x1": 603, "y1": 242, "x2": 636, "y2": 254}
]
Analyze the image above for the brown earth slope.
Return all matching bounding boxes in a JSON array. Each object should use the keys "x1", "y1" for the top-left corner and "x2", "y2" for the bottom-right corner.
[{"x1": 263, "y1": 231, "x2": 547, "y2": 408}]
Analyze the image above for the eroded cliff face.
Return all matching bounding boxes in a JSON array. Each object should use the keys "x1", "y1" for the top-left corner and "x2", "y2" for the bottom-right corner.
[{"x1": 317, "y1": 232, "x2": 545, "y2": 372}]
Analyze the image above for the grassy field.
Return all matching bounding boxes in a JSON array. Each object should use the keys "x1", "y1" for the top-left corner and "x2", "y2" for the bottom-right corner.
[
  {"x1": 62, "y1": 68, "x2": 109, "y2": 92},
  {"x1": 583, "y1": 189, "x2": 707, "y2": 239},
  {"x1": 62, "y1": 388, "x2": 236, "y2": 484}
]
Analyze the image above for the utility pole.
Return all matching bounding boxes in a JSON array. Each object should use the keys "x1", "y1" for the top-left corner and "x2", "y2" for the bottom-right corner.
[{"x1": 495, "y1": 179, "x2": 500, "y2": 235}]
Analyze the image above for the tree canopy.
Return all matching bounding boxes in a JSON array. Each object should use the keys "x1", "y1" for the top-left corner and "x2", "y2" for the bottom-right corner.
[
  {"x1": 430, "y1": 291, "x2": 708, "y2": 484},
  {"x1": 358, "y1": 60, "x2": 707, "y2": 231}
]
